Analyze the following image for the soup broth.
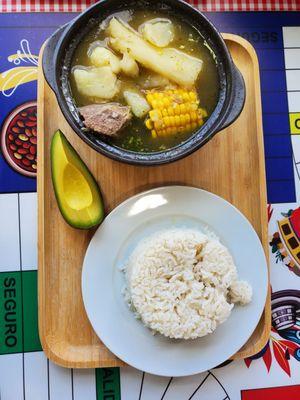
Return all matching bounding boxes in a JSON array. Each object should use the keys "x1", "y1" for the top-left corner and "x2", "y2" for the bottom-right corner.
[{"x1": 70, "y1": 10, "x2": 219, "y2": 152}]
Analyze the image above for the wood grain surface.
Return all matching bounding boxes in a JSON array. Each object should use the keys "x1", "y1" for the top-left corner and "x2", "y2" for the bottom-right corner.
[{"x1": 38, "y1": 34, "x2": 271, "y2": 368}]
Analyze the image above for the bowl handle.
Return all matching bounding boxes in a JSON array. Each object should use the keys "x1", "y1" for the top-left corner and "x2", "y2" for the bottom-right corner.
[
  {"x1": 217, "y1": 65, "x2": 246, "y2": 132},
  {"x1": 42, "y1": 25, "x2": 67, "y2": 92}
]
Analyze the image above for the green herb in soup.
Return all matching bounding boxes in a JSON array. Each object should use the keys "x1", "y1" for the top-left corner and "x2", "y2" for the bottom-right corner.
[{"x1": 70, "y1": 10, "x2": 219, "y2": 153}]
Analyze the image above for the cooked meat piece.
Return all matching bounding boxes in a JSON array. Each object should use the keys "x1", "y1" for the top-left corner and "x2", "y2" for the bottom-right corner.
[{"x1": 79, "y1": 103, "x2": 132, "y2": 136}]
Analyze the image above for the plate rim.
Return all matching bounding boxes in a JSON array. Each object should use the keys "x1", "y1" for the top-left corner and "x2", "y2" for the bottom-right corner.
[{"x1": 82, "y1": 185, "x2": 268, "y2": 376}]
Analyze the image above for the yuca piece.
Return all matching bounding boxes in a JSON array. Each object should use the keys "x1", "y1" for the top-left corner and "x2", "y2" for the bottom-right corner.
[
  {"x1": 120, "y1": 51, "x2": 139, "y2": 78},
  {"x1": 108, "y1": 18, "x2": 203, "y2": 87},
  {"x1": 138, "y1": 72, "x2": 170, "y2": 89},
  {"x1": 89, "y1": 47, "x2": 121, "y2": 74},
  {"x1": 123, "y1": 90, "x2": 150, "y2": 118},
  {"x1": 73, "y1": 66, "x2": 120, "y2": 99},
  {"x1": 140, "y1": 18, "x2": 174, "y2": 47}
]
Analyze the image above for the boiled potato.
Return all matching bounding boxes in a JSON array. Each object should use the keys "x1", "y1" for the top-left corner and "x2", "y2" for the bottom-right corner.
[
  {"x1": 140, "y1": 18, "x2": 174, "y2": 47},
  {"x1": 89, "y1": 47, "x2": 121, "y2": 74},
  {"x1": 73, "y1": 66, "x2": 120, "y2": 99},
  {"x1": 123, "y1": 90, "x2": 150, "y2": 118},
  {"x1": 138, "y1": 71, "x2": 170, "y2": 89},
  {"x1": 108, "y1": 18, "x2": 202, "y2": 87},
  {"x1": 120, "y1": 51, "x2": 139, "y2": 78}
]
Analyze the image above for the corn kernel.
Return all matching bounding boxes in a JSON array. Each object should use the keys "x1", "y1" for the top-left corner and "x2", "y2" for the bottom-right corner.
[
  {"x1": 149, "y1": 110, "x2": 156, "y2": 120},
  {"x1": 146, "y1": 94, "x2": 153, "y2": 104},
  {"x1": 189, "y1": 91, "x2": 197, "y2": 101},
  {"x1": 164, "y1": 116, "x2": 171, "y2": 126},
  {"x1": 183, "y1": 103, "x2": 191, "y2": 112},
  {"x1": 174, "y1": 105, "x2": 180, "y2": 115},
  {"x1": 191, "y1": 111, "x2": 198, "y2": 122},
  {"x1": 182, "y1": 92, "x2": 190, "y2": 102},
  {"x1": 162, "y1": 98, "x2": 170, "y2": 107},
  {"x1": 149, "y1": 110, "x2": 161, "y2": 121},
  {"x1": 154, "y1": 121, "x2": 163, "y2": 130},
  {"x1": 199, "y1": 107, "x2": 208, "y2": 118},
  {"x1": 175, "y1": 115, "x2": 181, "y2": 126},
  {"x1": 162, "y1": 109, "x2": 168, "y2": 117},
  {"x1": 167, "y1": 107, "x2": 174, "y2": 116},
  {"x1": 151, "y1": 100, "x2": 158, "y2": 108},
  {"x1": 179, "y1": 115, "x2": 185, "y2": 125},
  {"x1": 169, "y1": 116, "x2": 175, "y2": 126},
  {"x1": 175, "y1": 97, "x2": 181, "y2": 104},
  {"x1": 145, "y1": 119, "x2": 153, "y2": 129},
  {"x1": 179, "y1": 103, "x2": 186, "y2": 114},
  {"x1": 151, "y1": 130, "x2": 157, "y2": 138}
]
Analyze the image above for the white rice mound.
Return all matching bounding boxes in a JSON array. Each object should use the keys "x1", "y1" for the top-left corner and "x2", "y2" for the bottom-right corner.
[{"x1": 124, "y1": 228, "x2": 252, "y2": 340}]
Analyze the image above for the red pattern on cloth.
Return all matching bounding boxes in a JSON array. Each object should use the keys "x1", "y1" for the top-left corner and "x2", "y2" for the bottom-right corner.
[{"x1": 0, "y1": 0, "x2": 299, "y2": 12}]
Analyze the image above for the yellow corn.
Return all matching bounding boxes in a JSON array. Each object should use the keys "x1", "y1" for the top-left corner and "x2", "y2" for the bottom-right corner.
[
  {"x1": 174, "y1": 104, "x2": 181, "y2": 115},
  {"x1": 145, "y1": 119, "x2": 153, "y2": 130},
  {"x1": 145, "y1": 88, "x2": 207, "y2": 137},
  {"x1": 199, "y1": 107, "x2": 208, "y2": 118},
  {"x1": 154, "y1": 121, "x2": 163, "y2": 130},
  {"x1": 190, "y1": 111, "x2": 198, "y2": 122},
  {"x1": 168, "y1": 106, "x2": 174, "y2": 116},
  {"x1": 179, "y1": 103, "x2": 186, "y2": 114}
]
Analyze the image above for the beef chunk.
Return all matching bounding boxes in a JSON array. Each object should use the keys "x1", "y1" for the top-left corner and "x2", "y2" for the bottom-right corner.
[{"x1": 79, "y1": 103, "x2": 132, "y2": 136}]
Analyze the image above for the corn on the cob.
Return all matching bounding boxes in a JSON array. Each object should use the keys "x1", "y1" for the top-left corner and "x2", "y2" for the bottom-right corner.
[{"x1": 145, "y1": 89, "x2": 206, "y2": 137}]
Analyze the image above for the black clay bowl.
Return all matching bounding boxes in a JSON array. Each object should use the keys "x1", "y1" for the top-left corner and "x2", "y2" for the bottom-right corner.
[{"x1": 43, "y1": 0, "x2": 245, "y2": 166}]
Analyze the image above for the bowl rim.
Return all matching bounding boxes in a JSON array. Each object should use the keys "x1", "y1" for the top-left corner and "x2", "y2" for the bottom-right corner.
[{"x1": 45, "y1": 0, "x2": 240, "y2": 165}]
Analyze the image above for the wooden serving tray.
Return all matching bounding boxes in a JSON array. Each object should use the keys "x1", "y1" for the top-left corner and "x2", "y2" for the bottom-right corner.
[{"x1": 38, "y1": 34, "x2": 271, "y2": 368}]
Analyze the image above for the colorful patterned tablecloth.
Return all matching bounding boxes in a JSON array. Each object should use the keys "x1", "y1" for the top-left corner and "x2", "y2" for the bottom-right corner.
[{"x1": 1, "y1": 1, "x2": 300, "y2": 399}]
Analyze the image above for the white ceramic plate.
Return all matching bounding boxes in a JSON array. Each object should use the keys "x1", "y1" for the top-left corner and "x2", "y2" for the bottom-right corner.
[{"x1": 82, "y1": 186, "x2": 268, "y2": 377}]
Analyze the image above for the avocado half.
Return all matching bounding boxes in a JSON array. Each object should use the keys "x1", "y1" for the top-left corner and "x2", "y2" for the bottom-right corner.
[{"x1": 51, "y1": 130, "x2": 104, "y2": 229}]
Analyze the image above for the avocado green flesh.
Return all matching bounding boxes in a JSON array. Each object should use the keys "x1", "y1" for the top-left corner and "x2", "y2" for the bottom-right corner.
[{"x1": 51, "y1": 130, "x2": 104, "y2": 229}]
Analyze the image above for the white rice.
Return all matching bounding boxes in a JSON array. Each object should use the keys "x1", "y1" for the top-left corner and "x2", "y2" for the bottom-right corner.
[
  {"x1": 229, "y1": 280, "x2": 253, "y2": 305},
  {"x1": 124, "y1": 228, "x2": 252, "y2": 340}
]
